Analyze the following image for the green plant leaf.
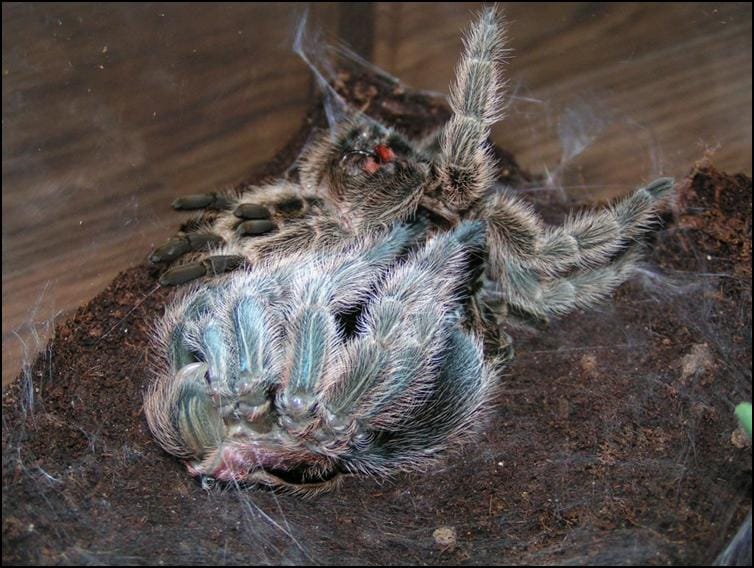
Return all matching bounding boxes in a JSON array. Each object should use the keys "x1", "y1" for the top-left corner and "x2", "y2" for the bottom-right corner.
[{"x1": 734, "y1": 402, "x2": 752, "y2": 439}]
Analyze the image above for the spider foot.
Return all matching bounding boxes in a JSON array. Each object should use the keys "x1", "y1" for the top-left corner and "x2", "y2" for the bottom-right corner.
[
  {"x1": 235, "y1": 219, "x2": 276, "y2": 237},
  {"x1": 149, "y1": 232, "x2": 225, "y2": 265},
  {"x1": 644, "y1": 177, "x2": 675, "y2": 198},
  {"x1": 159, "y1": 255, "x2": 246, "y2": 286},
  {"x1": 172, "y1": 192, "x2": 234, "y2": 211}
]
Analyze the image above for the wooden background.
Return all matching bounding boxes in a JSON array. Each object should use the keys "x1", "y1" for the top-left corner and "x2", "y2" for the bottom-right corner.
[{"x1": 3, "y1": 3, "x2": 752, "y2": 386}]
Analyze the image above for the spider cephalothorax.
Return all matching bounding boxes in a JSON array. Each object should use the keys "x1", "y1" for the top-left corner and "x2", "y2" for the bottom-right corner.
[
  {"x1": 300, "y1": 118, "x2": 430, "y2": 230},
  {"x1": 145, "y1": 7, "x2": 674, "y2": 494}
]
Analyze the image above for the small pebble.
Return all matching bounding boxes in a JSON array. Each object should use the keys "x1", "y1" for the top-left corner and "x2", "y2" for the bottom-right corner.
[
  {"x1": 680, "y1": 343, "x2": 715, "y2": 381},
  {"x1": 731, "y1": 427, "x2": 751, "y2": 449},
  {"x1": 579, "y1": 354, "x2": 599, "y2": 378},
  {"x1": 433, "y1": 526, "x2": 457, "y2": 548}
]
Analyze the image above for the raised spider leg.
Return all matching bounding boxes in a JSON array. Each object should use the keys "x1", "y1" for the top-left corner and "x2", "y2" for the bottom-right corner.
[{"x1": 435, "y1": 6, "x2": 508, "y2": 209}]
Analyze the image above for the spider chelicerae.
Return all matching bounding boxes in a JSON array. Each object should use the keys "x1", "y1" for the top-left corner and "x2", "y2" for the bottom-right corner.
[{"x1": 144, "y1": 7, "x2": 674, "y2": 494}]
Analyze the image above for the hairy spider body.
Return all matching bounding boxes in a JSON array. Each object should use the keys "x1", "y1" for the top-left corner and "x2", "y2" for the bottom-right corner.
[{"x1": 145, "y1": 8, "x2": 674, "y2": 493}]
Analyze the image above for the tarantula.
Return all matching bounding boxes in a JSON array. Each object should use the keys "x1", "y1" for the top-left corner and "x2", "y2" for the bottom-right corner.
[{"x1": 144, "y1": 8, "x2": 674, "y2": 494}]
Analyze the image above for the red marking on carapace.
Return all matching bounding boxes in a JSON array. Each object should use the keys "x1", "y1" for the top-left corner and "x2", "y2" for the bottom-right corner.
[{"x1": 374, "y1": 144, "x2": 395, "y2": 163}]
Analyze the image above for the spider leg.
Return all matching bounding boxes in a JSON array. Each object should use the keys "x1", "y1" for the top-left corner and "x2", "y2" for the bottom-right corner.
[
  {"x1": 476, "y1": 177, "x2": 674, "y2": 322},
  {"x1": 473, "y1": 187, "x2": 544, "y2": 267},
  {"x1": 172, "y1": 191, "x2": 234, "y2": 211},
  {"x1": 486, "y1": 246, "x2": 644, "y2": 320},
  {"x1": 533, "y1": 177, "x2": 675, "y2": 273},
  {"x1": 159, "y1": 254, "x2": 246, "y2": 286},
  {"x1": 147, "y1": 289, "x2": 231, "y2": 459},
  {"x1": 150, "y1": 186, "x2": 278, "y2": 264},
  {"x1": 149, "y1": 189, "x2": 271, "y2": 267},
  {"x1": 153, "y1": 180, "x2": 348, "y2": 285},
  {"x1": 435, "y1": 7, "x2": 508, "y2": 209},
  {"x1": 346, "y1": 327, "x2": 492, "y2": 475},
  {"x1": 147, "y1": 268, "x2": 291, "y2": 474},
  {"x1": 305, "y1": 223, "x2": 488, "y2": 470},
  {"x1": 241, "y1": 217, "x2": 348, "y2": 262},
  {"x1": 273, "y1": 224, "x2": 421, "y2": 434},
  {"x1": 479, "y1": 177, "x2": 673, "y2": 275},
  {"x1": 149, "y1": 232, "x2": 225, "y2": 264},
  {"x1": 156, "y1": 216, "x2": 349, "y2": 287},
  {"x1": 231, "y1": 182, "x2": 325, "y2": 223}
]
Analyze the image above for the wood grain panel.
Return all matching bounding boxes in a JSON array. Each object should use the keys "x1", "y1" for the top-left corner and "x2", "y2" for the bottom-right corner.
[{"x1": 2, "y1": 3, "x2": 339, "y2": 385}]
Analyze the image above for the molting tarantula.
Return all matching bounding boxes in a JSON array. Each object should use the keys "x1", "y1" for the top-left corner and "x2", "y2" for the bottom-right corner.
[{"x1": 144, "y1": 8, "x2": 674, "y2": 494}]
